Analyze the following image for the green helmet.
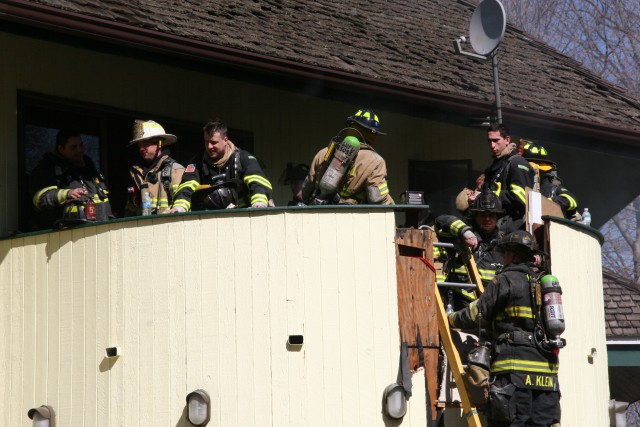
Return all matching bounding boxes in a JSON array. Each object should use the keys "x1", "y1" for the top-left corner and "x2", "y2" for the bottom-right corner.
[{"x1": 345, "y1": 109, "x2": 386, "y2": 135}]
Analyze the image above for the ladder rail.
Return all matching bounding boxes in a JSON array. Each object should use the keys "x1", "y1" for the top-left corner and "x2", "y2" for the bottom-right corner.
[
  {"x1": 435, "y1": 287, "x2": 483, "y2": 427},
  {"x1": 432, "y1": 238, "x2": 486, "y2": 427}
]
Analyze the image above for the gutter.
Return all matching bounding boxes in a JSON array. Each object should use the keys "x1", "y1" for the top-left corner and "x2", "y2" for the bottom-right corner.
[
  {"x1": 608, "y1": 339, "x2": 640, "y2": 345},
  {"x1": 2, "y1": 0, "x2": 640, "y2": 144}
]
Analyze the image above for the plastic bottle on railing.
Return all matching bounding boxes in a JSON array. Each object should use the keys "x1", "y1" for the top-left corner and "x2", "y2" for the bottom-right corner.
[
  {"x1": 581, "y1": 208, "x2": 591, "y2": 226},
  {"x1": 142, "y1": 191, "x2": 152, "y2": 216},
  {"x1": 445, "y1": 289, "x2": 454, "y2": 314}
]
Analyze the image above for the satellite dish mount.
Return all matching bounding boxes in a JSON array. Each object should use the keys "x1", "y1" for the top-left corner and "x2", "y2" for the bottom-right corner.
[{"x1": 453, "y1": 0, "x2": 506, "y2": 124}]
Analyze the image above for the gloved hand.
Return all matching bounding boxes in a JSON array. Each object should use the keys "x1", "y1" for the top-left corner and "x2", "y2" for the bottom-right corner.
[
  {"x1": 251, "y1": 202, "x2": 267, "y2": 208},
  {"x1": 169, "y1": 206, "x2": 186, "y2": 213},
  {"x1": 466, "y1": 364, "x2": 489, "y2": 388},
  {"x1": 463, "y1": 230, "x2": 478, "y2": 249},
  {"x1": 447, "y1": 312, "x2": 457, "y2": 327}
]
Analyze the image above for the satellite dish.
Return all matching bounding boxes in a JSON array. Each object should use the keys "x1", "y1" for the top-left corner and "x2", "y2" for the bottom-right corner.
[{"x1": 469, "y1": 0, "x2": 506, "y2": 55}]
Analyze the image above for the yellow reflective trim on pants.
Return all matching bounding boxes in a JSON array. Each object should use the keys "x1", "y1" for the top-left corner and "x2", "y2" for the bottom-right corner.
[
  {"x1": 510, "y1": 184, "x2": 527, "y2": 204},
  {"x1": 491, "y1": 359, "x2": 559, "y2": 375},
  {"x1": 378, "y1": 182, "x2": 389, "y2": 196},
  {"x1": 244, "y1": 174, "x2": 272, "y2": 190}
]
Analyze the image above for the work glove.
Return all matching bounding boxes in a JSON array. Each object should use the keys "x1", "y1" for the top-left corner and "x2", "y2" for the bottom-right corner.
[
  {"x1": 466, "y1": 364, "x2": 489, "y2": 388},
  {"x1": 251, "y1": 202, "x2": 267, "y2": 208},
  {"x1": 447, "y1": 312, "x2": 457, "y2": 327},
  {"x1": 169, "y1": 206, "x2": 186, "y2": 213},
  {"x1": 463, "y1": 230, "x2": 478, "y2": 249}
]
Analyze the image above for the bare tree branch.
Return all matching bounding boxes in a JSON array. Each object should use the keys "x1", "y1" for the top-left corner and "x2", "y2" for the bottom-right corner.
[{"x1": 502, "y1": 0, "x2": 640, "y2": 97}]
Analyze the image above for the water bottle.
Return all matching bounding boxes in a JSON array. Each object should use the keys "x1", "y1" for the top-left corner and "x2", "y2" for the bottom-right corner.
[
  {"x1": 445, "y1": 289, "x2": 454, "y2": 315},
  {"x1": 581, "y1": 208, "x2": 591, "y2": 226},
  {"x1": 142, "y1": 191, "x2": 152, "y2": 216},
  {"x1": 446, "y1": 302, "x2": 454, "y2": 315}
]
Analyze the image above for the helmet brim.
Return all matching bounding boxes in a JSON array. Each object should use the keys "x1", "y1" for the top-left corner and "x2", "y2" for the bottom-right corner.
[
  {"x1": 128, "y1": 133, "x2": 177, "y2": 147},
  {"x1": 469, "y1": 208, "x2": 505, "y2": 216},
  {"x1": 525, "y1": 158, "x2": 557, "y2": 169},
  {"x1": 495, "y1": 243, "x2": 536, "y2": 260},
  {"x1": 345, "y1": 118, "x2": 386, "y2": 135}
]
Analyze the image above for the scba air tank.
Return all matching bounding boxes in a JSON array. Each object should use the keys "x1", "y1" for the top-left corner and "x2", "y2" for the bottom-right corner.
[
  {"x1": 540, "y1": 275, "x2": 565, "y2": 338},
  {"x1": 318, "y1": 136, "x2": 361, "y2": 196}
]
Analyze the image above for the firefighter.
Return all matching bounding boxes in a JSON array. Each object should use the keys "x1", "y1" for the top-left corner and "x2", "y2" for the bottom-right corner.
[
  {"x1": 30, "y1": 129, "x2": 113, "y2": 229},
  {"x1": 481, "y1": 124, "x2": 534, "y2": 232},
  {"x1": 435, "y1": 191, "x2": 506, "y2": 309},
  {"x1": 170, "y1": 119, "x2": 272, "y2": 212},
  {"x1": 522, "y1": 141, "x2": 579, "y2": 220},
  {"x1": 125, "y1": 120, "x2": 185, "y2": 216},
  {"x1": 303, "y1": 108, "x2": 393, "y2": 205},
  {"x1": 448, "y1": 230, "x2": 561, "y2": 427},
  {"x1": 279, "y1": 163, "x2": 309, "y2": 206}
]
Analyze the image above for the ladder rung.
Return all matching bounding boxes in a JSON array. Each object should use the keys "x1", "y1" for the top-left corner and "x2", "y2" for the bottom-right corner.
[
  {"x1": 437, "y1": 281, "x2": 477, "y2": 289},
  {"x1": 433, "y1": 242, "x2": 455, "y2": 249}
]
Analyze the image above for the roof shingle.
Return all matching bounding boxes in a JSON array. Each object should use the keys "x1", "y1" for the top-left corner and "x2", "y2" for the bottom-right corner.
[
  {"x1": 603, "y1": 270, "x2": 640, "y2": 338},
  {"x1": 15, "y1": 0, "x2": 640, "y2": 134}
]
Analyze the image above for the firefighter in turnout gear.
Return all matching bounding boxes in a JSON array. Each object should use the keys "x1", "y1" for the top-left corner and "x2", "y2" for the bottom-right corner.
[
  {"x1": 279, "y1": 163, "x2": 310, "y2": 206},
  {"x1": 482, "y1": 124, "x2": 534, "y2": 232},
  {"x1": 303, "y1": 108, "x2": 393, "y2": 205},
  {"x1": 125, "y1": 120, "x2": 185, "y2": 216},
  {"x1": 30, "y1": 129, "x2": 113, "y2": 229},
  {"x1": 435, "y1": 191, "x2": 506, "y2": 309},
  {"x1": 170, "y1": 119, "x2": 272, "y2": 212},
  {"x1": 448, "y1": 230, "x2": 561, "y2": 426},
  {"x1": 522, "y1": 141, "x2": 579, "y2": 220}
]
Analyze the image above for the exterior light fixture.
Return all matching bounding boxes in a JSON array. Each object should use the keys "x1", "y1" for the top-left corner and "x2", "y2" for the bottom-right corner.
[
  {"x1": 27, "y1": 405, "x2": 56, "y2": 427},
  {"x1": 186, "y1": 389, "x2": 211, "y2": 426},
  {"x1": 383, "y1": 383, "x2": 407, "y2": 419}
]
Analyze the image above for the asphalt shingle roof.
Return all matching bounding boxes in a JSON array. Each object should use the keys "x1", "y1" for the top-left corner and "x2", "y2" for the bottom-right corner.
[
  {"x1": 12, "y1": 0, "x2": 640, "y2": 135},
  {"x1": 604, "y1": 270, "x2": 640, "y2": 338}
]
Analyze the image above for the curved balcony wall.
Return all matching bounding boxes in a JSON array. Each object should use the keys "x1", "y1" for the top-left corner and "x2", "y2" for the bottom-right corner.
[{"x1": 0, "y1": 207, "x2": 428, "y2": 427}]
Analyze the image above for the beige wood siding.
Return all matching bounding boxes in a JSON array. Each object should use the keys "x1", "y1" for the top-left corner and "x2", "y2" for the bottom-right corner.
[
  {"x1": 548, "y1": 221, "x2": 609, "y2": 426},
  {"x1": 0, "y1": 209, "x2": 430, "y2": 426}
]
